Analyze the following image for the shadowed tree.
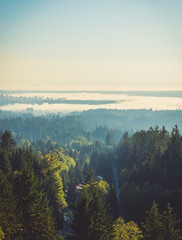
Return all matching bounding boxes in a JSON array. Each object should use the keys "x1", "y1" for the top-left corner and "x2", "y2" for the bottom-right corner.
[
  {"x1": 0, "y1": 170, "x2": 21, "y2": 240},
  {"x1": 68, "y1": 179, "x2": 112, "y2": 240},
  {"x1": 162, "y1": 203, "x2": 182, "y2": 240},
  {"x1": 142, "y1": 201, "x2": 163, "y2": 240},
  {"x1": 13, "y1": 164, "x2": 58, "y2": 240},
  {"x1": 0, "y1": 149, "x2": 12, "y2": 176},
  {"x1": 0, "y1": 130, "x2": 16, "y2": 152}
]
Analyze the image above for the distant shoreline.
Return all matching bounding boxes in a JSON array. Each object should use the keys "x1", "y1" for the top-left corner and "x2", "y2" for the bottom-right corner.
[{"x1": 1, "y1": 90, "x2": 182, "y2": 98}]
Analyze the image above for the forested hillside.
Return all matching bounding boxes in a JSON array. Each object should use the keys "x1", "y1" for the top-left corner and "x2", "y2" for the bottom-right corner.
[
  {"x1": 0, "y1": 112, "x2": 182, "y2": 239},
  {"x1": 0, "y1": 109, "x2": 182, "y2": 145}
]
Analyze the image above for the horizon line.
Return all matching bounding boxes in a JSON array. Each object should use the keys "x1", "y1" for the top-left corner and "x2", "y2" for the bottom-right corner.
[{"x1": 1, "y1": 86, "x2": 182, "y2": 92}]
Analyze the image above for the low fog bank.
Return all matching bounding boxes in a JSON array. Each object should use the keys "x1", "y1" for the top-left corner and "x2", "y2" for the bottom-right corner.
[{"x1": 0, "y1": 97, "x2": 182, "y2": 113}]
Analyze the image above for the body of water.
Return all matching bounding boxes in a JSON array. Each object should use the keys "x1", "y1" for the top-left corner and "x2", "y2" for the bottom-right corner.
[{"x1": 1, "y1": 91, "x2": 182, "y2": 113}]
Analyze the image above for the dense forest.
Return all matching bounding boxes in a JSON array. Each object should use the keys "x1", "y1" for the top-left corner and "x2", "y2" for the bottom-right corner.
[
  {"x1": 0, "y1": 110, "x2": 182, "y2": 239},
  {"x1": 1, "y1": 109, "x2": 182, "y2": 144}
]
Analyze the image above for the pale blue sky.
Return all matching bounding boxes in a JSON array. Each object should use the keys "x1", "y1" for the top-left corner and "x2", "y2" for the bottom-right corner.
[{"x1": 0, "y1": 0, "x2": 182, "y2": 90}]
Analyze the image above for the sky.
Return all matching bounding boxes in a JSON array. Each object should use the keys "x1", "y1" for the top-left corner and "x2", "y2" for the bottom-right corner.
[{"x1": 0, "y1": 0, "x2": 182, "y2": 91}]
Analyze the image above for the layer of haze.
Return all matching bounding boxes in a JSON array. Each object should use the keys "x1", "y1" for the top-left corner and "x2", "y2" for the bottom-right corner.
[
  {"x1": 0, "y1": 0, "x2": 182, "y2": 90},
  {"x1": 1, "y1": 92, "x2": 182, "y2": 112}
]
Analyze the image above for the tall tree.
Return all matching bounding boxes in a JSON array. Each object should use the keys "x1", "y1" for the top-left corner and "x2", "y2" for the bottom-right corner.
[
  {"x1": 68, "y1": 180, "x2": 112, "y2": 240},
  {"x1": 142, "y1": 201, "x2": 163, "y2": 240},
  {"x1": 0, "y1": 130, "x2": 16, "y2": 152},
  {"x1": 13, "y1": 164, "x2": 58, "y2": 240},
  {"x1": 111, "y1": 217, "x2": 143, "y2": 240},
  {"x1": 0, "y1": 170, "x2": 21, "y2": 240},
  {"x1": 166, "y1": 125, "x2": 182, "y2": 188},
  {"x1": 162, "y1": 203, "x2": 182, "y2": 240},
  {"x1": 40, "y1": 152, "x2": 67, "y2": 229},
  {"x1": 0, "y1": 149, "x2": 12, "y2": 176},
  {"x1": 105, "y1": 132, "x2": 115, "y2": 147}
]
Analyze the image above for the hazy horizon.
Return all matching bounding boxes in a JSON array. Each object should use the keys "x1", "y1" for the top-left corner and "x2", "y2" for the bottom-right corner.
[
  {"x1": 0, "y1": 0, "x2": 182, "y2": 91},
  {"x1": 1, "y1": 90, "x2": 182, "y2": 113}
]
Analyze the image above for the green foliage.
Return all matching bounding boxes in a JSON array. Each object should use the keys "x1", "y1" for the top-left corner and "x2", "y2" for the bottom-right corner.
[
  {"x1": 69, "y1": 136, "x2": 92, "y2": 152},
  {"x1": 0, "y1": 149, "x2": 12, "y2": 175},
  {"x1": 165, "y1": 125, "x2": 182, "y2": 188},
  {"x1": 162, "y1": 203, "x2": 182, "y2": 240},
  {"x1": 105, "y1": 132, "x2": 116, "y2": 147},
  {"x1": 97, "y1": 179, "x2": 110, "y2": 195},
  {"x1": 13, "y1": 164, "x2": 58, "y2": 240},
  {"x1": 112, "y1": 217, "x2": 143, "y2": 240},
  {"x1": 107, "y1": 185, "x2": 120, "y2": 219},
  {"x1": 0, "y1": 170, "x2": 20, "y2": 240},
  {"x1": 41, "y1": 152, "x2": 67, "y2": 209},
  {"x1": 66, "y1": 179, "x2": 76, "y2": 205},
  {"x1": 90, "y1": 151, "x2": 113, "y2": 183},
  {"x1": 142, "y1": 202, "x2": 182, "y2": 240},
  {"x1": 0, "y1": 226, "x2": 4, "y2": 240},
  {"x1": 142, "y1": 201, "x2": 163, "y2": 240},
  {"x1": 68, "y1": 179, "x2": 112, "y2": 240},
  {"x1": 1, "y1": 120, "x2": 182, "y2": 239},
  {"x1": 0, "y1": 130, "x2": 16, "y2": 152},
  {"x1": 115, "y1": 126, "x2": 182, "y2": 227},
  {"x1": 0, "y1": 130, "x2": 68, "y2": 239},
  {"x1": 0, "y1": 130, "x2": 16, "y2": 175},
  {"x1": 40, "y1": 152, "x2": 67, "y2": 228}
]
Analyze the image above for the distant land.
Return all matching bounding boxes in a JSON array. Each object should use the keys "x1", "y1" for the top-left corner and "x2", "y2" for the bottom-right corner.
[{"x1": 1, "y1": 90, "x2": 182, "y2": 98}]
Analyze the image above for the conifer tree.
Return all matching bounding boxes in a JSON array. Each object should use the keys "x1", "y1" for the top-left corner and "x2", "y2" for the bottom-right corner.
[
  {"x1": 107, "y1": 185, "x2": 119, "y2": 219},
  {"x1": 13, "y1": 164, "x2": 58, "y2": 240},
  {"x1": 142, "y1": 201, "x2": 163, "y2": 240},
  {"x1": 0, "y1": 149, "x2": 12, "y2": 176},
  {"x1": 67, "y1": 179, "x2": 76, "y2": 206},
  {"x1": 68, "y1": 180, "x2": 112, "y2": 240},
  {"x1": 0, "y1": 170, "x2": 21, "y2": 240},
  {"x1": 41, "y1": 197, "x2": 58, "y2": 240},
  {"x1": 40, "y1": 152, "x2": 67, "y2": 229},
  {"x1": 162, "y1": 203, "x2": 182, "y2": 240},
  {"x1": 0, "y1": 130, "x2": 16, "y2": 152},
  {"x1": 166, "y1": 125, "x2": 182, "y2": 187}
]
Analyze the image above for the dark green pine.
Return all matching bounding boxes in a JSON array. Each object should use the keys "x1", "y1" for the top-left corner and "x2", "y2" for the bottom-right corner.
[
  {"x1": 68, "y1": 181, "x2": 112, "y2": 240},
  {"x1": 13, "y1": 164, "x2": 58, "y2": 240},
  {"x1": 162, "y1": 203, "x2": 182, "y2": 240},
  {"x1": 142, "y1": 201, "x2": 164, "y2": 240},
  {"x1": 0, "y1": 170, "x2": 21, "y2": 240}
]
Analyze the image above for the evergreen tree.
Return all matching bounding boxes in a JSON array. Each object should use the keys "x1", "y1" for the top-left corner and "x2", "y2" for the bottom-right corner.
[
  {"x1": 41, "y1": 197, "x2": 58, "y2": 240},
  {"x1": 0, "y1": 170, "x2": 21, "y2": 240},
  {"x1": 166, "y1": 125, "x2": 182, "y2": 188},
  {"x1": 68, "y1": 180, "x2": 112, "y2": 240},
  {"x1": 67, "y1": 179, "x2": 76, "y2": 206},
  {"x1": 162, "y1": 203, "x2": 182, "y2": 240},
  {"x1": 107, "y1": 185, "x2": 119, "y2": 219},
  {"x1": 68, "y1": 189, "x2": 90, "y2": 240},
  {"x1": 84, "y1": 168, "x2": 95, "y2": 184},
  {"x1": 40, "y1": 153, "x2": 67, "y2": 229},
  {"x1": 105, "y1": 132, "x2": 115, "y2": 147},
  {"x1": 0, "y1": 130, "x2": 16, "y2": 152},
  {"x1": 142, "y1": 201, "x2": 163, "y2": 240},
  {"x1": 13, "y1": 164, "x2": 58, "y2": 240},
  {"x1": 0, "y1": 149, "x2": 12, "y2": 176}
]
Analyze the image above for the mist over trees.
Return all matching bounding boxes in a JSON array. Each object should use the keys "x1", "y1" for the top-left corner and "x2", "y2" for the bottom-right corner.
[
  {"x1": 0, "y1": 109, "x2": 182, "y2": 145},
  {"x1": 0, "y1": 109, "x2": 182, "y2": 239}
]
